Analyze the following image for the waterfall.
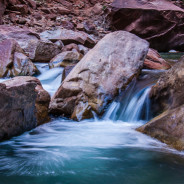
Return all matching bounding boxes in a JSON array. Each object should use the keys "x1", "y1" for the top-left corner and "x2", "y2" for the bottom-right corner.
[
  {"x1": 117, "y1": 87, "x2": 151, "y2": 122},
  {"x1": 104, "y1": 80, "x2": 152, "y2": 122},
  {"x1": 35, "y1": 63, "x2": 63, "y2": 96}
]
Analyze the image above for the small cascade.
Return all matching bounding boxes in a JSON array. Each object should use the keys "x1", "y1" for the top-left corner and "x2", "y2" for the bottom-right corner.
[
  {"x1": 104, "y1": 80, "x2": 152, "y2": 122},
  {"x1": 117, "y1": 87, "x2": 151, "y2": 122},
  {"x1": 35, "y1": 63, "x2": 63, "y2": 96}
]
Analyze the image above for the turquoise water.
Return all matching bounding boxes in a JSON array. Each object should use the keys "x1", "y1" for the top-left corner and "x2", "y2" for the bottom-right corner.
[
  {"x1": 0, "y1": 120, "x2": 184, "y2": 184},
  {"x1": 160, "y1": 52, "x2": 184, "y2": 65},
  {"x1": 1, "y1": 62, "x2": 184, "y2": 184}
]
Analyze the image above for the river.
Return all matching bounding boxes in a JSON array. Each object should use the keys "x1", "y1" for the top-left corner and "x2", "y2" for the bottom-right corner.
[{"x1": 0, "y1": 57, "x2": 184, "y2": 184}]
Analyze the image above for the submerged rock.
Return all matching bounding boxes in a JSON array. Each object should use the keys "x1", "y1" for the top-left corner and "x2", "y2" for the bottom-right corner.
[
  {"x1": 137, "y1": 58, "x2": 184, "y2": 150},
  {"x1": 0, "y1": 39, "x2": 39, "y2": 78},
  {"x1": 49, "y1": 51, "x2": 83, "y2": 68},
  {"x1": 49, "y1": 31, "x2": 149, "y2": 121},
  {"x1": 0, "y1": 76, "x2": 50, "y2": 140},
  {"x1": 144, "y1": 48, "x2": 171, "y2": 70},
  {"x1": 110, "y1": 0, "x2": 184, "y2": 52}
]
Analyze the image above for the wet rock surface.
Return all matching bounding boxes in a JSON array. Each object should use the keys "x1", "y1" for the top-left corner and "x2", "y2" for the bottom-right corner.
[
  {"x1": 150, "y1": 57, "x2": 184, "y2": 114},
  {"x1": 144, "y1": 48, "x2": 171, "y2": 70},
  {"x1": 137, "y1": 58, "x2": 184, "y2": 150},
  {"x1": 49, "y1": 31, "x2": 149, "y2": 121},
  {"x1": 0, "y1": 76, "x2": 50, "y2": 140},
  {"x1": 137, "y1": 105, "x2": 184, "y2": 151}
]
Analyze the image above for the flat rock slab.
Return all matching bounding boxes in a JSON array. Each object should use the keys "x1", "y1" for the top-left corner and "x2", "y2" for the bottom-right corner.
[{"x1": 40, "y1": 28, "x2": 96, "y2": 48}]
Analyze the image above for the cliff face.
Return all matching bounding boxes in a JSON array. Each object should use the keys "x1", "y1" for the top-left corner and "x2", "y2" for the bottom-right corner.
[{"x1": 109, "y1": 0, "x2": 184, "y2": 51}]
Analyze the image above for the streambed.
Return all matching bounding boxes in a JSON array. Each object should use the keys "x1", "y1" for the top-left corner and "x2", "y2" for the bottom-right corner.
[{"x1": 0, "y1": 54, "x2": 184, "y2": 184}]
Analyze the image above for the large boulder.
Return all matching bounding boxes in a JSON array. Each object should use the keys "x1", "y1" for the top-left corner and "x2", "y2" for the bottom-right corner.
[
  {"x1": 137, "y1": 105, "x2": 184, "y2": 150},
  {"x1": 0, "y1": 39, "x2": 39, "y2": 78},
  {"x1": 49, "y1": 31, "x2": 149, "y2": 121},
  {"x1": 110, "y1": 0, "x2": 184, "y2": 52},
  {"x1": 137, "y1": 58, "x2": 184, "y2": 150},
  {"x1": 40, "y1": 28, "x2": 96, "y2": 48},
  {"x1": 0, "y1": 25, "x2": 61, "y2": 62},
  {"x1": 0, "y1": 0, "x2": 6, "y2": 24},
  {"x1": 150, "y1": 57, "x2": 184, "y2": 115},
  {"x1": 144, "y1": 48, "x2": 171, "y2": 70},
  {"x1": 0, "y1": 76, "x2": 50, "y2": 140}
]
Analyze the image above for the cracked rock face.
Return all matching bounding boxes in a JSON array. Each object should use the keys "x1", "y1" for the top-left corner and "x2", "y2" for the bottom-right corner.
[{"x1": 49, "y1": 31, "x2": 149, "y2": 121}]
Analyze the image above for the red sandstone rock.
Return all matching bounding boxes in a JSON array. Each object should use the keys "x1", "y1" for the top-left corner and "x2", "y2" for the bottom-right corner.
[
  {"x1": 40, "y1": 28, "x2": 96, "y2": 48},
  {"x1": 56, "y1": 7, "x2": 71, "y2": 15},
  {"x1": 110, "y1": 0, "x2": 184, "y2": 52},
  {"x1": 62, "y1": 43, "x2": 80, "y2": 52},
  {"x1": 144, "y1": 48, "x2": 171, "y2": 70},
  {"x1": 0, "y1": 25, "x2": 61, "y2": 62},
  {"x1": 0, "y1": 76, "x2": 50, "y2": 140},
  {"x1": 0, "y1": 25, "x2": 40, "y2": 53},
  {"x1": 9, "y1": 4, "x2": 29, "y2": 15},
  {"x1": 0, "y1": 39, "x2": 38, "y2": 78},
  {"x1": 0, "y1": 0, "x2": 6, "y2": 24}
]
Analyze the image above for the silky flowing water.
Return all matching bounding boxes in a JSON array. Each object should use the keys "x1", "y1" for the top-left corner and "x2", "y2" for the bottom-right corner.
[{"x1": 1, "y1": 58, "x2": 184, "y2": 184}]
